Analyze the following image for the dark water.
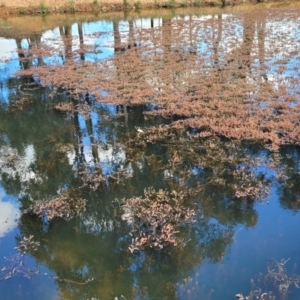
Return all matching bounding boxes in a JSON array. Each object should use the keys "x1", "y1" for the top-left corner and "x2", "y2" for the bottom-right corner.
[{"x1": 1, "y1": 7, "x2": 300, "y2": 300}]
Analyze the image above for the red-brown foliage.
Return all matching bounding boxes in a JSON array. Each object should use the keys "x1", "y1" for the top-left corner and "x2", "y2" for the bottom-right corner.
[{"x1": 15, "y1": 8, "x2": 300, "y2": 150}]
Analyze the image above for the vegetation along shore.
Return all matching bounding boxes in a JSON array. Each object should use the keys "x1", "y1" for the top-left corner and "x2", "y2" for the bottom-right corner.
[{"x1": 0, "y1": 0, "x2": 297, "y2": 15}]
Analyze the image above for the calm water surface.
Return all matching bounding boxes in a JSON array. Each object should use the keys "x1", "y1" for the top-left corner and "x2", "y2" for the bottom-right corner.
[{"x1": 1, "y1": 7, "x2": 300, "y2": 300}]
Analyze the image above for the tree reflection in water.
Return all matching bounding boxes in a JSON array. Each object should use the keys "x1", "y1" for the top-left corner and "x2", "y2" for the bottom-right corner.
[{"x1": 1, "y1": 7, "x2": 300, "y2": 300}]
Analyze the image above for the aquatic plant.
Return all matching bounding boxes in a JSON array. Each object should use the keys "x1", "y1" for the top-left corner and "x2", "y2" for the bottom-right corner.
[
  {"x1": 15, "y1": 235, "x2": 40, "y2": 254},
  {"x1": 3, "y1": 9, "x2": 300, "y2": 300},
  {"x1": 122, "y1": 188, "x2": 195, "y2": 252},
  {"x1": 1, "y1": 235, "x2": 94, "y2": 285},
  {"x1": 127, "y1": 127, "x2": 272, "y2": 204},
  {"x1": 266, "y1": 258, "x2": 300, "y2": 299},
  {"x1": 236, "y1": 259, "x2": 300, "y2": 300},
  {"x1": 25, "y1": 189, "x2": 86, "y2": 221},
  {"x1": 54, "y1": 102, "x2": 74, "y2": 113},
  {"x1": 0, "y1": 236, "x2": 41, "y2": 280},
  {"x1": 79, "y1": 167, "x2": 106, "y2": 191},
  {"x1": 235, "y1": 292, "x2": 273, "y2": 299},
  {"x1": 15, "y1": 9, "x2": 300, "y2": 151}
]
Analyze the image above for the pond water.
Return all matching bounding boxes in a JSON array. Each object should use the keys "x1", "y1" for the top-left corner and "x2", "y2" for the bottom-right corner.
[{"x1": 1, "y1": 6, "x2": 300, "y2": 300}]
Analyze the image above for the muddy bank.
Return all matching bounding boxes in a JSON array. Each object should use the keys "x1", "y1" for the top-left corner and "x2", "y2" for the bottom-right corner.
[{"x1": 0, "y1": 0, "x2": 298, "y2": 16}]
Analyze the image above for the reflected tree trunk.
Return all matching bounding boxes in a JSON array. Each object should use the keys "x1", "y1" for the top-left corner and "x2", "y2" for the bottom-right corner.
[
  {"x1": 60, "y1": 25, "x2": 72, "y2": 62},
  {"x1": 85, "y1": 115, "x2": 100, "y2": 165},
  {"x1": 74, "y1": 111, "x2": 86, "y2": 165},
  {"x1": 29, "y1": 33, "x2": 43, "y2": 67},
  {"x1": 16, "y1": 38, "x2": 31, "y2": 70},
  {"x1": 188, "y1": 16, "x2": 197, "y2": 54},
  {"x1": 113, "y1": 20, "x2": 128, "y2": 126},
  {"x1": 113, "y1": 20, "x2": 122, "y2": 53},
  {"x1": 16, "y1": 35, "x2": 43, "y2": 70},
  {"x1": 257, "y1": 18, "x2": 268, "y2": 81},
  {"x1": 78, "y1": 22, "x2": 85, "y2": 61},
  {"x1": 240, "y1": 14, "x2": 255, "y2": 71},
  {"x1": 128, "y1": 20, "x2": 135, "y2": 49},
  {"x1": 162, "y1": 20, "x2": 172, "y2": 53},
  {"x1": 212, "y1": 14, "x2": 223, "y2": 68}
]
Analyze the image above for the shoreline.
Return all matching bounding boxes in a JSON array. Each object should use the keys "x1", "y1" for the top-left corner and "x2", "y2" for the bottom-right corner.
[{"x1": 0, "y1": 0, "x2": 297, "y2": 16}]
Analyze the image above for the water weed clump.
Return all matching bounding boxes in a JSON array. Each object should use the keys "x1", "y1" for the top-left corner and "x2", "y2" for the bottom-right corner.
[
  {"x1": 236, "y1": 259, "x2": 300, "y2": 300},
  {"x1": 122, "y1": 188, "x2": 195, "y2": 252},
  {"x1": 25, "y1": 189, "x2": 86, "y2": 221},
  {"x1": 127, "y1": 128, "x2": 272, "y2": 205},
  {"x1": 0, "y1": 236, "x2": 40, "y2": 280},
  {"x1": 15, "y1": 235, "x2": 40, "y2": 254}
]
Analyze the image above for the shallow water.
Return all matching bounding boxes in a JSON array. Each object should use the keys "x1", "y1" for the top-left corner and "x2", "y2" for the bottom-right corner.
[{"x1": 1, "y1": 7, "x2": 300, "y2": 300}]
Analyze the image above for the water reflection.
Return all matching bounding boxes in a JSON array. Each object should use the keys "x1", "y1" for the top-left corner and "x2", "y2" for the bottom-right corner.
[
  {"x1": 0, "y1": 7, "x2": 300, "y2": 300},
  {"x1": 0, "y1": 187, "x2": 19, "y2": 238}
]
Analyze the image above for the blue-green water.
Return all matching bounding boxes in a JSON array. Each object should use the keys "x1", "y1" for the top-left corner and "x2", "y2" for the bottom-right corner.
[{"x1": 1, "y1": 7, "x2": 300, "y2": 300}]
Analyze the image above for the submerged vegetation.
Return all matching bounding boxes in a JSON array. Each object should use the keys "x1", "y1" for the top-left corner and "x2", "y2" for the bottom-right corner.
[
  {"x1": 236, "y1": 259, "x2": 300, "y2": 300},
  {"x1": 25, "y1": 189, "x2": 86, "y2": 221},
  {"x1": 122, "y1": 188, "x2": 195, "y2": 252},
  {"x1": 1, "y1": 5, "x2": 300, "y2": 300}
]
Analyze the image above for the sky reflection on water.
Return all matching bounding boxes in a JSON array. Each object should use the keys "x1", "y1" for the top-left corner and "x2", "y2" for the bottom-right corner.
[{"x1": 1, "y1": 7, "x2": 300, "y2": 300}]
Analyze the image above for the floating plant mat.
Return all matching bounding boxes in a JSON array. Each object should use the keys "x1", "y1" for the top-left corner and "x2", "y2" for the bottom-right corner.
[{"x1": 16, "y1": 8, "x2": 300, "y2": 151}]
